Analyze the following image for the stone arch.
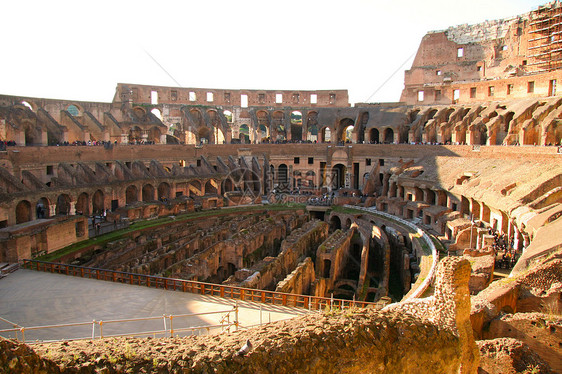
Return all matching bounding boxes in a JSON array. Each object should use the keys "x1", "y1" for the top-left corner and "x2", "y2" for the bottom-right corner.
[
  {"x1": 223, "y1": 110, "x2": 233, "y2": 123},
  {"x1": 21, "y1": 101, "x2": 35, "y2": 111},
  {"x1": 76, "y1": 192, "x2": 90, "y2": 216},
  {"x1": 205, "y1": 180, "x2": 218, "y2": 195},
  {"x1": 197, "y1": 126, "x2": 212, "y2": 145},
  {"x1": 158, "y1": 182, "x2": 171, "y2": 200},
  {"x1": 93, "y1": 189, "x2": 105, "y2": 214},
  {"x1": 133, "y1": 106, "x2": 147, "y2": 117},
  {"x1": 125, "y1": 185, "x2": 138, "y2": 204},
  {"x1": 223, "y1": 177, "x2": 234, "y2": 193},
  {"x1": 337, "y1": 118, "x2": 355, "y2": 143},
  {"x1": 148, "y1": 126, "x2": 162, "y2": 144},
  {"x1": 189, "y1": 108, "x2": 204, "y2": 127},
  {"x1": 16, "y1": 200, "x2": 32, "y2": 224},
  {"x1": 142, "y1": 184, "x2": 155, "y2": 202},
  {"x1": 320, "y1": 126, "x2": 332, "y2": 143},
  {"x1": 544, "y1": 120, "x2": 562, "y2": 145},
  {"x1": 151, "y1": 108, "x2": 162, "y2": 120},
  {"x1": 277, "y1": 164, "x2": 289, "y2": 190},
  {"x1": 258, "y1": 124, "x2": 269, "y2": 141},
  {"x1": 332, "y1": 163, "x2": 346, "y2": 190},
  {"x1": 35, "y1": 197, "x2": 50, "y2": 219},
  {"x1": 256, "y1": 110, "x2": 270, "y2": 141},
  {"x1": 329, "y1": 215, "x2": 342, "y2": 231},
  {"x1": 306, "y1": 111, "x2": 319, "y2": 142},
  {"x1": 290, "y1": 111, "x2": 303, "y2": 141},
  {"x1": 67, "y1": 104, "x2": 81, "y2": 116},
  {"x1": 383, "y1": 128, "x2": 394, "y2": 143},
  {"x1": 426, "y1": 189, "x2": 436, "y2": 205},
  {"x1": 55, "y1": 194, "x2": 72, "y2": 215},
  {"x1": 22, "y1": 121, "x2": 41, "y2": 146},
  {"x1": 369, "y1": 128, "x2": 380, "y2": 144},
  {"x1": 239, "y1": 124, "x2": 250, "y2": 143}
]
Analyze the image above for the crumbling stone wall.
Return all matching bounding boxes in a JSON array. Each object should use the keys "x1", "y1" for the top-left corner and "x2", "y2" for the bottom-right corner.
[
  {"x1": 484, "y1": 313, "x2": 562, "y2": 373},
  {"x1": 75, "y1": 210, "x2": 303, "y2": 283},
  {"x1": 239, "y1": 220, "x2": 329, "y2": 290},
  {"x1": 384, "y1": 256, "x2": 480, "y2": 374},
  {"x1": 478, "y1": 338, "x2": 555, "y2": 374},
  {"x1": 0, "y1": 215, "x2": 87, "y2": 262},
  {"x1": 463, "y1": 247, "x2": 495, "y2": 294},
  {"x1": 470, "y1": 255, "x2": 562, "y2": 339},
  {"x1": 315, "y1": 228, "x2": 354, "y2": 291},
  {"x1": 276, "y1": 257, "x2": 316, "y2": 294},
  {"x1": 13, "y1": 253, "x2": 477, "y2": 373}
]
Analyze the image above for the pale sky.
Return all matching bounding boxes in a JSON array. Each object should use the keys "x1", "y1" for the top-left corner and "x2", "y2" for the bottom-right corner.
[{"x1": 1, "y1": 0, "x2": 548, "y2": 105}]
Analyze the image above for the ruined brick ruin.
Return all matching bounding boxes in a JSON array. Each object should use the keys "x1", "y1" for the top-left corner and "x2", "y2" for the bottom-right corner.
[{"x1": 1, "y1": 2, "x2": 562, "y2": 373}]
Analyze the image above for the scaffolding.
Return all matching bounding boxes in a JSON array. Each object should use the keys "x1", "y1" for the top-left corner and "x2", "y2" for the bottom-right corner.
[{"x1": 527, "y1": 1, "x2": 562, "y2": 72}]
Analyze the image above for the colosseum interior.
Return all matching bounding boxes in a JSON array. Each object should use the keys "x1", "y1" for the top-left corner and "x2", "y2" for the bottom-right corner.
[{"x1": 0, "y1": 2, "x2": 561, "y2": 373}]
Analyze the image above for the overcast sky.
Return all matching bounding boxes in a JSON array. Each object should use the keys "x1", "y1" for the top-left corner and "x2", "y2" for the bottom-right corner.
[{"x1": 1, "y1": 0, "x2": 548, "y2": 105}]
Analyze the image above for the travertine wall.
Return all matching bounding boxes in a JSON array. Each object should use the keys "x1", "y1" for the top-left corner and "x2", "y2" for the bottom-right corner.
[{"x1": 401, "y1": 2, "x2": 562, "y2": 105}]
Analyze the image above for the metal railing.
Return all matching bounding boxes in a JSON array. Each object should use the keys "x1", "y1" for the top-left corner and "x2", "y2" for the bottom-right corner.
[
  {"x1": 21, "y1": 260, "x2": 377, "y2": 311},
  {"x1": 0, "y1": 307, "x2": 238, "y2": 344}
]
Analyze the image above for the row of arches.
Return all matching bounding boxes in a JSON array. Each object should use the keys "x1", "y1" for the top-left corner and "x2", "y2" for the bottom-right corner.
[
  {"x1": 270, "y1": 163, "x2": 349, "y2": 191},
  {"x1": 13, "y1": 179, "x2": 220, "y2": 225}
]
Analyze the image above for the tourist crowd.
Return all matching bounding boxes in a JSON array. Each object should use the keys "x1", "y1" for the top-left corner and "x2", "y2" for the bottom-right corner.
[{"x1": 489, "y1": 227, "x2": 519, "y2": 269}]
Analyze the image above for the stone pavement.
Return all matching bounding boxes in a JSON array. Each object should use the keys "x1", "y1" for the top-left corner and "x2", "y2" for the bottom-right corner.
[{"x1": 0, "y1": 269, "x2": 312, "y2": 342}]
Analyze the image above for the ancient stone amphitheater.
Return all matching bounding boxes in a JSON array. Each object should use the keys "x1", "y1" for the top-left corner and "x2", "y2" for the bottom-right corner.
[{"x1": 1, "y1": 2, "x2": 561, "y2": 373}]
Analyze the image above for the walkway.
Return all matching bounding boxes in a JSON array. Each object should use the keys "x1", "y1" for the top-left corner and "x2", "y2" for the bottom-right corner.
[{"x1": 0, "y1": 269, "x2": 312, "y2": 342}]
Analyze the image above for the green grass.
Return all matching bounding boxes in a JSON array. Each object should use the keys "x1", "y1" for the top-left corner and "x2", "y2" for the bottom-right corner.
[{"x1": 36, "y1": 204, "x2": 302, "y2": 262}]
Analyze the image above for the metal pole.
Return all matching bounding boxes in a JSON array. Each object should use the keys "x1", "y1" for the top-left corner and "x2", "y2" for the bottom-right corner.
[
  {"x1": 162, "y1": 315, "x2": 167, "y2": 337},
  {"x1": 92, "y1": 320, "x2": 96, "y2": 339},
  {"x1": 468, "y1": 215, "x2": 474, "y2": 248},
  {"x1": 260, "y1": 305, "x2": 262, "y2": 325},
  {"x1": 235, "y1": 302, "x2": 239, "y2": 331},
  {"x1": 169, "y1": 315, "x2": 174, "y2": 337}
]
